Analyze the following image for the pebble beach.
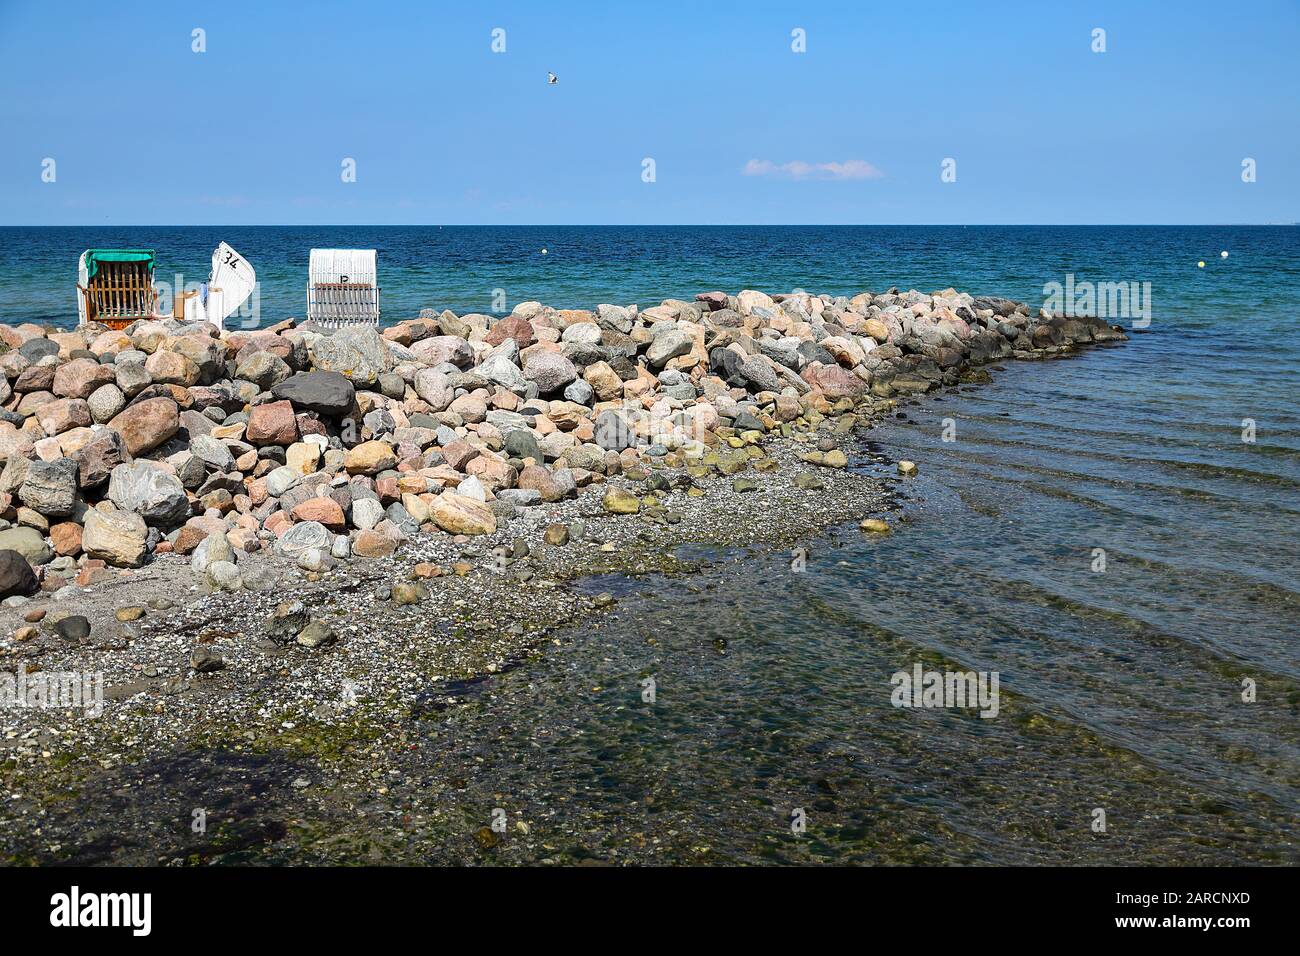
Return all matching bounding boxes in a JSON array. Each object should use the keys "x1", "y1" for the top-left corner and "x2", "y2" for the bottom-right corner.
[{"x1": 0, "y1": 284, "x2": 1133, "y2": 862}]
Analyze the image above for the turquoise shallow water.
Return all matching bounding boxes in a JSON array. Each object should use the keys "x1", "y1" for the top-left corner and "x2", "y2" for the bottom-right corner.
[
  {"x1": 0, "y1": 224, "x2": 1295, "y2": 332},
  {"x1": 1, "y1": 225, "x2": 1296, "y2": 861},
  {"x1": 398, "y1": 327, "x2": 1298, "y2": 864}
]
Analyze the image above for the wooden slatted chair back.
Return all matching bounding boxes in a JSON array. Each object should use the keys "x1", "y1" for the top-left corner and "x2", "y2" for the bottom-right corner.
[{"x1": 80, "y1": 261, "x2": 157, "y2": 330}]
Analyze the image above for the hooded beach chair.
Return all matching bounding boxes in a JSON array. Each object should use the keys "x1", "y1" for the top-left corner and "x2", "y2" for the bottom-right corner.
[
  {"x1": 76, "y1": 249, "x2": 161, "y2": 329},
  {"x1": 307, "y1": 248, "x2": 380, "y2": 328}
]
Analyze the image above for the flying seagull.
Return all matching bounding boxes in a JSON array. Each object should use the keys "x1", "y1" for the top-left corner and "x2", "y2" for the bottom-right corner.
[{"x1": 547, "y1": 72, "x2": 557, "y2": 85}]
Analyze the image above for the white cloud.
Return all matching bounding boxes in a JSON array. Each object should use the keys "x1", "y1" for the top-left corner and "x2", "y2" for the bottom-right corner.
[{"x1": 742, "y1": 159, "x2": 883, "y2": 181}]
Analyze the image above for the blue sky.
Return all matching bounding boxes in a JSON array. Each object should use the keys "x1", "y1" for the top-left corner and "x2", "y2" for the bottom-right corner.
[{"x1": 0, "y1": 0, "x2": 1296, "y2": 224}]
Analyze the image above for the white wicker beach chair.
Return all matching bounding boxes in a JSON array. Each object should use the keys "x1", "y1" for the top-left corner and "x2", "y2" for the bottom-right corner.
[{"x1": 307, "y1": 249, "x2": 380, "y2": 328}]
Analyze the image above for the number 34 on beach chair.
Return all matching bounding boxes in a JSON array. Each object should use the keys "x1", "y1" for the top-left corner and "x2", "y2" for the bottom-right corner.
[
  {"x1": 76, "y1": 243, "x2": 256, "y2": 331},
  {"x1": 308, "y1": 248, "x2": 381, "y2": 328}
]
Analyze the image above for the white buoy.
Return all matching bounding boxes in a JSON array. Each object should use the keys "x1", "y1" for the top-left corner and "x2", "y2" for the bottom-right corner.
[
  {"x1": 541, "y1": 248, "x2": 548, "y2": 255},
  {"x1": 1221, "y1": 250, "x2": 1229, "y2": 258}
]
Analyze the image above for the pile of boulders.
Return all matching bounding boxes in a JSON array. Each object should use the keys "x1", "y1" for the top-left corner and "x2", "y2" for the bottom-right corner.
[{"x1": 0, "y1": 287, "x2": 1124, "y2": 599}]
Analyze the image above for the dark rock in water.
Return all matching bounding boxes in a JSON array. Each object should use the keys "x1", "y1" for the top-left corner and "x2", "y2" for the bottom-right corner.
[
  {"x1": 54, "y1": 615, "x2": 91, "y2": 642},
  {"x1": 0, "y1": 549, "x2": 38, "y2": 598},
  {"x1": 271, "y1": 371, "x2": 356, "y2": 416},
  {"x1": 934, "y1": 346, "x2": 964, "y2": 369},
  {"x1": 1030, "y1": 325, "x2": 1060, "y2": 349},
  {"x1": 1060, "y1": 318, "x2": 1095, "y2": 343}
]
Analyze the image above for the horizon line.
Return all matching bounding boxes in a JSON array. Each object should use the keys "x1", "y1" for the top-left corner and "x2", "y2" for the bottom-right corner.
[{"x1": 0, "y1": 222, "x2": 1295, "y2": 229}]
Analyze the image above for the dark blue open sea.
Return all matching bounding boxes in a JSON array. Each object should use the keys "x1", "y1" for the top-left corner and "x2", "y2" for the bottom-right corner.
[{"x1": 2, "y1": 226, "x2": 1296, "y2": 862}]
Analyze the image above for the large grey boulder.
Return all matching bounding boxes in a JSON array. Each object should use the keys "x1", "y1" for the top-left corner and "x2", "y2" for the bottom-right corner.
[
  {"x1": 350, "y1": 497, "x2": 385, "y2": 531},
  {"x1": 18, "y1": 458, "x2": 80, "y2": 518},
  {"x1": 206, "y1": 560, "x2": 243, "y2": 590},
  {"x1": 413, "y1": 368, "x2": 454, "y2": 411},
  {"x1": 594, "y1": 410, "x2": 636, "y2": 451},
  {"x1": 107, "y1": 461, "x2": 190, "y2": 527},
  {"x1": 410, "y1": 335, "x2": 472, "y2": 368},
  {"x1": 191, "y1": 532, "x2": 236, "y2": 574},
  {"x1": 265, "y1": 465, "x2": 302, "y2": 498},
  {"x1": 596, "y1": 304, "x2": 634, "y2": 334},
  {"x1": 188, "y1": 434, "x2": 235, "y2": 472},
  {"x1": 87, "y1": 383, "x2": 127, "y2": 423},
  {"x1": 646, "y1": 329, "x2": 694, "y2": 368},
  {"x1": 234, "y1": 350, "x2": 292, "y2": 391},
  {"x1": 561, "y1": 323, "x2": 603, "y2": 346},
  {"x1": 271, "y1": 371, "x2": 356, "y2": 416},
  {"x1": 522, "y1": 352, "x2": 578, "y2": 394},
  {"x1": 0, "y1": 527, "x2": 53, "y2": 566},
  {"x1": 273, "y1": 520, "x2": 331, "y2": 557},
  {"x1": 475, "y1": 354, "x2": 527, "y2": 393},
  {"x1": 311, "y1": 326, "x2": 389, "y2": 388}
]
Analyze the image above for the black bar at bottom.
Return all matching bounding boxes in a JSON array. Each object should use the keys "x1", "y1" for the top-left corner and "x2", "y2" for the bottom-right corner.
[{"x1": 0, "y1": 865, "x2": 1280, "y2": 940}]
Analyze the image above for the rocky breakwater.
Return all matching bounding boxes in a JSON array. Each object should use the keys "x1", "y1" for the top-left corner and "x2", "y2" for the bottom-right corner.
[{"x1": 0, "y1": 288, "x2": 1125, "y2": 613}]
